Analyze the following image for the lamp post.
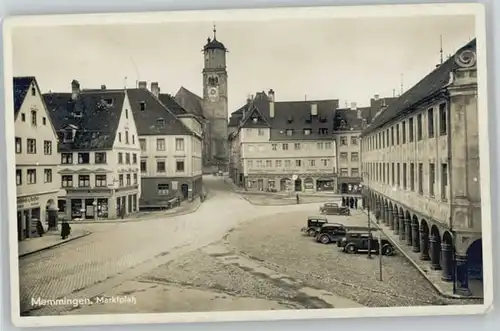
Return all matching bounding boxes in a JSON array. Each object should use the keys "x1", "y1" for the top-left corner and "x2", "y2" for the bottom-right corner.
[{"x1": 362, "y1": 171, "x2": 373, "y2": 259}]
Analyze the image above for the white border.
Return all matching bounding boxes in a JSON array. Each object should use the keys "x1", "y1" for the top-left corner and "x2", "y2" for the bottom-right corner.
[{"x1": 2, "y1": 3, "x2": 492, "y2": 328}]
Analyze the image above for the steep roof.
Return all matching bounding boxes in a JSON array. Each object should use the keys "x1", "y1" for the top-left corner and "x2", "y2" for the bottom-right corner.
[
  {"x1": 127, "y1": 88, "x2": 195, "y2": 136},
  {"x1": 363, "y1": 38, "x2": 476, "y2": 136},
  {"x1": 43, "y1": 89, "x2": 126, "y2": 151},
  {"x1": 158, "y1": 93, "x2": 188, "y2": 115},
  {"x1": 13, "y1": 76, "x2": 36, "y2": 117},
  {"x1": 203, "y1": 37, "x2": 227, "y2": 51},
  {"x1": 174, "y1": 86, "x2": 204, "y2": 117}
]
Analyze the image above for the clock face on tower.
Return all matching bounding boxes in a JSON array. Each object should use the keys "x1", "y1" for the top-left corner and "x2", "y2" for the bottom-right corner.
[{"x1": 208, "y1": 87, "x2": 219, "y2": 101}]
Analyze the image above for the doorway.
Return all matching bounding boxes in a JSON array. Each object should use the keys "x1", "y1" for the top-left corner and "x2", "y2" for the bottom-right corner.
[
  {"x1": 294, "y1": 179, "x2": 302, "y2": 191},
  {"x1": 181, "y1": 184, "x2": 189, "y2": 199}
]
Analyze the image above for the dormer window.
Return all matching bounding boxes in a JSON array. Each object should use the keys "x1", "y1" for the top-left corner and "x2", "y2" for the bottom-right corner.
[
  {"x1": 303, "y1": 129, "x2": 311, "y2": 135},
  {"x1": 305, "y1": 115, "x2": 312, "y2": 124},
  {"x1": 286, "y1": 129, "x2": 293, "y2": 136},
  {"x1": 104, "y1": 98, "x2": 113, "y2": 106},
  {"x1": 252, "y1": 117, "x2": 258, "y2": 123},
  {"x1": 339, "y1": 120, "x2": 347, "y2": 129},
  {"x1": 157, "y1": 118, "x2": 165, "y2": 128},
  {"x1": 73, "y1": 110, "x2": 82, "y2": 118},
  {"x1": 318, "y1": 128, "x2": 329, "y2": 135},
  {"x1": 140, "y1": 101, "x2": 146, "y2": 111},
  {"x1": 64, "y1": 129, "x2": 74, "y2": 142},
  {"x1": 319, "y1": 115, "x2": 327, "y2": 123},
  {"x1": 287, "y1": 116, "x2": 293, "y2": 124}
]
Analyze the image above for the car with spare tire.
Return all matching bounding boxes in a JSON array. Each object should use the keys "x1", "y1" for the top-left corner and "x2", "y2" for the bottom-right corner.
[{"x1": 337, "y1": 231, "x2": 395, "y2": 256}]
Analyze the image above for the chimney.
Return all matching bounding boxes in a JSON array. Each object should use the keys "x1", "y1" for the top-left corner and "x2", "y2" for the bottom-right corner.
[
  {"x1": 350, "y1": 102, "x2": 357, "y2": 110},
  {"x1": 357, "y1": 108, "x2": 362, "y2": 119},
  {"x1": 269, "y1": 89, "x2": 275, "y2": 118},
  {"x1": 373, "y1": 94, "x2": 379, "y2": 100},
  {"x1": 310, "y1": 103, "x2": 318, "y2": 116},
  {"x1": 101, "y1": 85, "x2": 106, "y2": 90},
  {"x1": 138, "y1": 81, "x2": 147, "y2": 89},
  {"x1": 71, "y1": 79, "x2": 80, "y2": 100},
  {"x1": 268, "y1": 89, "x2": 275, "y2": 102},
  {"x1": 151, "y1": 82, "x2": 159, "y2": 97}
]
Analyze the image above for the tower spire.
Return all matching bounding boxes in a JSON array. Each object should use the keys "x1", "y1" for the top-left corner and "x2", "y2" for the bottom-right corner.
[{"x1": 213, "y1": 23, "x2": 217, "y2": 40}]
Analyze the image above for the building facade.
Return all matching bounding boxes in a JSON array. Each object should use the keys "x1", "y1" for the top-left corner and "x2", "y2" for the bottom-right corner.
[
  {"x1": 44, "y1": 81, "x2": 141, "y2": 220},
  {"x1": 14, "y1": 77, "x2": 60, "y2": 241},
  {"x1": 174, "y1": 26, "x2": 229, "y2": 172},
  {"x1": 360, "y1": 39, "x2": 482, "y2": 296},
  {"x1": 128, "y1": 84, "x2": 203, "y2": 209},
  {"x1": 229, "y1": 90, "x2": 338, "y2": 192}
]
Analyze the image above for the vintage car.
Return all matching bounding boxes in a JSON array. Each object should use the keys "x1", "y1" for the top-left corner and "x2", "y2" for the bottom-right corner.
[
  {"x1": 319, "y1": 203, "x2": 350, "y2": 216},
  {"x1": 315, "y1": 223, "x2": 347, "y2": 244},
  {"x1": 337, "y1": 231, "x2": 395, "y2": 256},
  {"x1": 301, "y1": 216, "x2": 329, "y2": 236}
]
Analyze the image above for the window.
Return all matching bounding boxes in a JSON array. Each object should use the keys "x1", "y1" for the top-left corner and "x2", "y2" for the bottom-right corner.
[
  {"x1": 417, "y1": 114, "x2": 423, "y2": 140},
  {"x1": 118, "y1": 133, "x2": 122, "y2": 142},
  {"x1": 175, "y1": 138, "x2": 185, "y2": 151},
  {"x1": 340, "y1": 168, "x2": 349, "y2": 177},
  {"x1": 125, "y1": 153, "x2": 130, "y2": 164},
  {"x1": 126, "y1": 174, "x2": 131, "y2": 186},
  {"x1": 157, "y1": 161, "x2": 166, "y2": 172},
  {"x1": 118, "y1": 152, "x2": 123, "y2": 164},
  {"x1": 321, "y1": 159, "x2": 329, "y2": 167},
  {"x1": 403, "y1": 163, "x2": 407, "y2": 189},
  {"x1": 140, "y1": 160, "x2": 147, "y2": 172},
  {"x1": 439, "y1": 103, "x2": 447, "y2": 135},
  {"x1": 351, "y1": 168, "x2": 359, "y2": 177},
  {"x1": 285, "y1": 160, "x2": 291, "y2": 168},
  {"x1": 247, "y1": 160, "x2": 253, "y2": 168},
  {"x1": 441, "y1": 163, "x2": 448, "y2": 201},
  {"x1": 428, "y1": 108, "x2": 435, "y2": 138},
  {"x1": 391, "y1": 127, "x2": 394, "y2": 146},
  {"x1": 156, "y1": 138, "x2": 166, "y2": 151},
  {"x1": 78, "y1": 175, "x2": 90, "y2": 187},
  {"x1": 140, "y1": 101, "x2": 146, "y2": 111},
  {"x1": 61, "y1": 175, "x2": 73, "y2": 188},
  {"x1": 325, "y1": 142, "x2": 332, "y2": 149},
  {"x1": 158, "y1": 184, "x2": 169, "y2": 195},
  {"x1": 41, "y1": 141, "x2": 52, "y2": 155},
  {"x1": 308, "y1": 159, "x2": 316, "y2": 167},
  {"x1": 266, "y1": 160, "x2": 272, "y2": 168},
  {"x1": 132, "y1": 135, "x2": 135, "y2": 144},
  {"x1": 275, "y1": 160, "x2": 282, "y2": 168},
  {"x1": 133, "y1": 153, "x2": 137, "y2": 164},
  {"x1": 402, "y1": 121, "x2": 406, "y2": 144},
  {"x1": 139, "y1": 139, "x2": 146, "y2": 151},
  {"x1": 258, "y1": 129, "x2": 264, "y2": 136},
  {"x1": 340, "y1": 136, "x2": 348, "y2": 146},
  {"x1": 382, "y1": 163, "x2": 386, "y2": 183},
  {"x1": 61, "y1": 153, "x2": 73, "y2": 164},
  {"x1": 286, "y1": 129, "x2": 293, "y2": 136},
  {"x1": 390, "y1": 163, "x2": 394, "y2": 185},
  {"x1": 418, "y1": 163, "x2": 423, "y2": 194},
  {"x1": 125, "y1": 109, "x2": 128, "y2": 119},
  {"x1": 119, "y1": 174, "x2": 124, "y2": 186},
  {"x1": 295, "y1": 160, "x2": 302, "y2": 167},
  {"x1": 397, "y1": 163, "x2": 401, "y2": 186},
  {"x1": 78, "y1": 152, "x2": 90, "y2": 164},
  {"x1": 351, "y1": 136, "x2": 358, "y2": 145},
  {"x1": 31, "y1": 110, "x2": 37, "y2": 125},
  {"x1": 429, "y1": 163, "x2": 435, "y2": 196},
  {"x1": 294, "y1": 143, "x2": 300, "y2": 150},
  {"x1": 91, "y1": 152, "x2": 105, "y2": 164},
  {"x1": 44, "y1": 169, "x2": 52, "y2": 183},
  {"x1": 409, "y1": 118, "x2": 414, "y2": 142},
  {"x1": 41, "y1": 117, "x2": 46, "y2": 125},
  {"x1": 16, "y1": 169, "x2": 22, "y2": 185},
  {"x1": 27, "y1": 139, "x2": 36, "y2": 154},
  {"x1": 271, "y1": 144, "x2": 277, "y2": 151},
  {"x1": 157, "y1": 118, "x2": 165, "y2": 128},
  {"x1": 176, "y1": 160, "x2": 185, "y2": 172},
  {"x1": 64, "y1": 130, "x2": 74, "y2": 142},
  {"x1": 318, "y1": 128, "x2": 328, "y2": 135},
  {"x1": 351, "y1": 152, "x2": 359, "y2": 162},
  {"x1": 125, "y1": 131, "x2": 129, "y2": 144},
  {"x1": 396, "y1": 124, "x2": 400, "y2": 145},
  {"x1": 304, "y1": 129, "x2": 311, "y2": 135},
  {"x1": 410, "y1": 163, "x2": 415, "y2": 191},
  {"x1": 95, "y1": 175, "x2": 107, "y2": 187},
  {"x1": 21, "y1": 113, "x2": 26, "y2": 122},
  {"x1": 340, "y1": 152, "x2": 348, "y2": 160},
  {"x1": 15, "y1": 137, "x2": 21, "y2": 153},
  {"x1": 133, "y1": 173, "x2": 138, "y2": 185},
  {"x1": 31, "y1": 86, "x2": 36, "y2": 96},
  {"x1": 256, "y1": 160, "x2": 263, "y2": 168},
  {"x1": 282, "y1": 143, "x2": 288, "y2": 150}
]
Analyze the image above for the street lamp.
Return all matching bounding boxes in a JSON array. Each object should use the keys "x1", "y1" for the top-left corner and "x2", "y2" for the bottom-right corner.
[{"x1": 361, "y1": 172, "x2": 373, "y2": 259}]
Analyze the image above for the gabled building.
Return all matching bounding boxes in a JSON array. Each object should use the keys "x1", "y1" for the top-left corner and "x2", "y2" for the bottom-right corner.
[
  {"x1": 228, "y1": 90, "x2": 339, "y2": 192},
  {"x1": 128, "y1": 82, "x2": 203, "y2": 208},
  {"x1": 14, "y1": 76, "x2": 60, "y2": 241},
  {"x1": 44, "y1": 80, "x2": 141, "y2": 220}
]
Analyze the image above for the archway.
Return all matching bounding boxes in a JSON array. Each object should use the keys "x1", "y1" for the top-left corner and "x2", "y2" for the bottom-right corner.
[
  {"x1": 467, "y1": 239, "x2": 483, "y2": 296},
  {"x1": 304, "y1": 177, "x2": 314, "y2": 190},
  {"x1": 280, "y1": 178, "x2": 290, "y2": 191},
  {"x1": 45, "y1": 199, "x2": 58, "y2": 231},
  {"x1": 429, "y1": 225, "x2": 442, "y2": 270},
  {"x1": 411, "y1": 215, "x2": 420, "y2": 252},
  {"x1": 181, "y1": 184, "x2": 189, "y2": 199},
  {"x1": 441, "y1": 231, "x2": 454, "y2": 281},
  {"x1": 419, "y1": 219, "x2": 430, "y2": 260},
  {"x1": 341, "y1": 183, "x2": 348, "y2": 194},
  {"x1": 398, "y1": 207, "x2": 405, "y2": 240},
  {"x1": 387, "y1": 202, "x2": 393, "y2": 227},
  {"x1": 404, "y1": 211, "x2": 412, "y2": 245},
  {"x1": 294, "y1": 179, "x2": 302, "y2": 191}
]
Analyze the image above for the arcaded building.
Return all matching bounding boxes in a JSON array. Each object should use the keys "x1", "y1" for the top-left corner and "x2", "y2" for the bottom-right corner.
[{"x1": 360, "y1": 39, "x2": 482, "y2": 296}]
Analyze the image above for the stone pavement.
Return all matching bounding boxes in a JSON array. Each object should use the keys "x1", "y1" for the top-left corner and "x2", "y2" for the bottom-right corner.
[
  {"x1": 361, "y1": 209, "x2": 483, "y2": 300},
  {"x1": 18, "y1": 229, "x2": 91, "y2": 258}
]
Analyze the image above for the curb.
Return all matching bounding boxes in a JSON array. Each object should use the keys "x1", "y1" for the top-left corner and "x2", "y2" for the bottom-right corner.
[
  {"x1": 19, "y1": 231, "x2": 92, "y2": 258},
  {"x1": 239, "y1": 195, "x2": 325, "y2": 206},
  {"x1": 360, "y1": 210, "x2": 482, "y2": 300}
]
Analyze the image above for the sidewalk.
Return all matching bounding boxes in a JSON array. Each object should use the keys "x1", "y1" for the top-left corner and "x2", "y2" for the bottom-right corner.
[
  {"x1": 360, "y1": 209, "x2": 482, "y2": 300},
  {"x1": 18, "y1": 229, "x2": 91, "y2": 258},
  {"x1": 66, "y1": 198, "x2": 201, "y2": 224}
]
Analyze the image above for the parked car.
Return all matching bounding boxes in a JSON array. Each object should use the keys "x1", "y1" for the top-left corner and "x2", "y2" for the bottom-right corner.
[
  {"x1": 301, "y1": 216, "x2": 329, "y2": 236},
  {"x1": 337, "y1": 231, "x2": 395, "y2": 256},
  {"x1": 315, "y1": 223, "x2": 348, "y2": 244},
  {"x1": 319, "y1": 203, "x2": 350, "y2": 216}
]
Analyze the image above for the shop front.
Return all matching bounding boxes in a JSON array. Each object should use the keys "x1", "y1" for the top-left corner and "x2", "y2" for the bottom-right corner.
[
  {"x1": 316, "y1": 177, "x2": 336, "y2": 192},
  {"x1": 337, "y1": 177, "x2": 363, "y2": 194},
  {"x1": 17, "y1": 192, "x2": 58, "y2": 241}
]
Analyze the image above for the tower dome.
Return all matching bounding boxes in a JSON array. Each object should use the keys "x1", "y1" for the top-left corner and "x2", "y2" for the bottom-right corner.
[{"x1": 203, "y1": 24, "x2": 227, "y2": 51}]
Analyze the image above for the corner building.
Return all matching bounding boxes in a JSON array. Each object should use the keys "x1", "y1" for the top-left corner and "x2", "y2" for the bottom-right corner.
[{"x1": 361, "y1": 39, "x2": 482, "y2": 296}]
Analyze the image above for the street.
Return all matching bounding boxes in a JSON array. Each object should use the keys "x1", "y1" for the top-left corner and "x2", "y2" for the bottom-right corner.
[{"x1": 19, "y1": 176, "x2": 479, "y2": 316}]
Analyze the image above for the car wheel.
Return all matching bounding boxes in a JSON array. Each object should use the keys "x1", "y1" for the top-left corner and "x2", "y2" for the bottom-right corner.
[
  {"x1": 383, "y1": 245, "x2": 394, "y2": 256},
  {"x1": 345, "y1": 244, "x2": 357, "y2": 254},
  {"x1": 319, "y1": 235, "x2": 330, "y2": 244},
  {"x1": 307, "y1": 229, "x2": 317, "y2": 237}
]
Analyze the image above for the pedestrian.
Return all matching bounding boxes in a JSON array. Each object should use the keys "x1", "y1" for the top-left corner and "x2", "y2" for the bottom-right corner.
[
  {"x1": 120, "y1": 206, "x2": 125, "y2": 220},
  {"x1": 355, "y1": 198, "x2": 359, "y2": 209},
  {"x1": 61, "y1": 221, "x2": 71, "y2": 240},
  {"x1": 36, "y1": 220, "x2": 44, "y2": 237},
  {"x1": 296, "y1": 193, "x2": 300, "y2": 204}
]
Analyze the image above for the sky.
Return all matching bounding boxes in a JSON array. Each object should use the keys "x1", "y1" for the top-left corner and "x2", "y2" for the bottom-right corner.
[{"x1": 12, "y1": 14, "x2": 475, "y2": 114}]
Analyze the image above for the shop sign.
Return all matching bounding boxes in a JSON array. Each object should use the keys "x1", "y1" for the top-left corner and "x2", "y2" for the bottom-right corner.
[{"x1": 17, "y1": 196, "x2": 40, "y2": 209}]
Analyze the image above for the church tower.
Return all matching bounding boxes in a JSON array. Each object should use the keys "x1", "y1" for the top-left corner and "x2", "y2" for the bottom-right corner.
[{"x1": 202, "y1": 24, "x2": 228, "y2": 170}]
